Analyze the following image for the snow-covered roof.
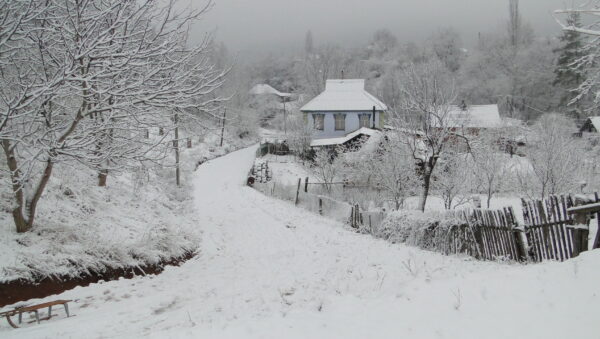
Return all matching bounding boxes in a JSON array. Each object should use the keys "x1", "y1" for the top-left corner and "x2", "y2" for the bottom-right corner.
[
  {"x1": 310, "y1": 127, "x2": 380, "y2": 147},
  {"x1": 249, "y1": 84, "x2": 291, "y2": 98},
  {"x1": 588, "y1": 116, "x2": 600, "y2": 131},
  {"x1": 301, "y1": 79, "x2": 387, "y2": 112},
  {"x1": 433, "y1": 104, "x2": 502, "y2": 129}
]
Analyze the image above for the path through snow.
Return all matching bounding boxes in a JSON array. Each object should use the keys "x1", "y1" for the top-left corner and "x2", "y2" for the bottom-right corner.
[{"x1": 3, "y1": 145, "x2": 599, "y2": 338}]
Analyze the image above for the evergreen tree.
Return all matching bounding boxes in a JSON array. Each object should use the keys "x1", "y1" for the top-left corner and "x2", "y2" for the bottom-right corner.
[{"x1": 553, "y1": 12, "x2": 586, "y2": 118}]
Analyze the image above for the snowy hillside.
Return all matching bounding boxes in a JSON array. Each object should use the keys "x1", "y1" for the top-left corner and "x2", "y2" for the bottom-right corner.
[
  {"x1": 2, "y1": 145, "x2": 598, "y2": 338},
  {"x1": 0, "y1": 133, "x2": 254, "y2": 283}
]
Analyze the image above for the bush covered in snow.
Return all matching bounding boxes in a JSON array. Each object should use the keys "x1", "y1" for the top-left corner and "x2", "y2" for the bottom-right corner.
[{"x1": 374, "y1": 210, "x2": 465, "y2": 251}]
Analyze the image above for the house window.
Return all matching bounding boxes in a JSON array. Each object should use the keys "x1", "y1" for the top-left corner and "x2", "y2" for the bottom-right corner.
[
  {"x1": 334, "y1": 114, "x2": 346, "y2": 131},
  {"x1": 359, "y1": 114, "x2": 371, "y2": 128},
  {"x1": 312, "y1": 114, "x2": 324, "y2": 131}
]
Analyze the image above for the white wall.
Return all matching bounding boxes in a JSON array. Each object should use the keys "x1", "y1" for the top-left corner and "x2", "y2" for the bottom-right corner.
[{"x1": 306, "y1": 111, "x2": 382, "y2": 139}]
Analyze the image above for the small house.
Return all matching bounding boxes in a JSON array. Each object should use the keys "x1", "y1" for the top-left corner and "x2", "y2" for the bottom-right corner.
[
  {"x1": 300, "y1": 79, "x2": 387, "y2": 141},
  {"x1": 580, "y1": 116, "x2": 600, "y2": 134},
  {"x1": 434, "y1": 104, "x2": 502, "y2": 135},
  {"x1": 249, "y1": 84, "x2": 292, "y2": 102}
]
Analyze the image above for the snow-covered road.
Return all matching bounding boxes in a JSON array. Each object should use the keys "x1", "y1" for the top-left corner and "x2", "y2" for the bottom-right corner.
[{"x1": 5, "y1": 145, "x2": 599, "y2": 338}]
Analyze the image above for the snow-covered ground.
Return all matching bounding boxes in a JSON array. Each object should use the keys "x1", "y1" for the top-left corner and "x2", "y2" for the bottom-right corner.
[
  {"x1": 2, "y1": 145, "x2": 599, "y2": 338},
  {"x1": 0, "y1": 132, "x2": 253, "y2": 283}
]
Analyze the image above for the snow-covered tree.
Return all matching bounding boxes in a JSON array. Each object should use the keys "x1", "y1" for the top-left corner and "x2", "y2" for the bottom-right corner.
[
  {"x1": 553, "y1": 11, "x2": 586, "y2": 117},
  {"x1": 430, "y1": 27, "x2": 464, "y2": 73},
  {"x1": 363, "y1": 136, "x2": 416, "y2": 210},
  {"x1": 520, "y1": 114, "x2": 583, "y2": 200},
  {"x1": 0, "y1": 0, "x2": 227, "y2": 232},
  {"x1": 471, "y1": 135, "x2": 508, "y2": 208},
  {"x1": 312, "y1": 147, "x2": 343, "y2": 192},
  {"x1": 555, "y1": 2, "x2": 600, "y2": 112},
  {"x1": 434, "y1": 153, "x2": 474, "y2": 210},
  {"x1": 287, "y1": 112, "x2": 314, "y2": 159},
  {"x1": 390, "y1": 60, "x2": 465, "y2": 212}
]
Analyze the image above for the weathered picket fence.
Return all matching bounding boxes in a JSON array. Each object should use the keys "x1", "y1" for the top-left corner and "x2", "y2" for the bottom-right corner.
[
  {"x1": 521, "y1": 194, "x2": 600, "y2": 262},
  {"x1": 444, "y1": 207, "x2": 524, "y2": 261},
  {"x1": 360, "y1": 194, "x2": 600, "y2": 263}
]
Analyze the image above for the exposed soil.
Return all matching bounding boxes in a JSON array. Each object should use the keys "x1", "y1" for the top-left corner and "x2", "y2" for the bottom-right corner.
[{"x1": 0, "y1": 251, "x2": 196, "y2": 308}]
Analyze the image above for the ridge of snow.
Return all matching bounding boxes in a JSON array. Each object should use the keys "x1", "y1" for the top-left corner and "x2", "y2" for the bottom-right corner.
[{"x1": 300, "y1": 79, "x2": 387, "y2": 112}]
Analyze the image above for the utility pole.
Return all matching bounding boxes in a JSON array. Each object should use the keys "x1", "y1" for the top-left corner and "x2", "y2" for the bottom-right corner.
[
  {"x1": 220, "y1": 107, "x2": 227, "y2": 147},
  {"x1": 283, "y1": 99, "x2": 287, "y2": 135},
  {"x1": 174, "y1": 110, "x2": 180, "y2": 187}
]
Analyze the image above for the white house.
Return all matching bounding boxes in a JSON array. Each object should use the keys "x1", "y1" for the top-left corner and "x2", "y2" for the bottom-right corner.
[{"x1": 300, "y1": 79, "x2": 387, "y2": 140}]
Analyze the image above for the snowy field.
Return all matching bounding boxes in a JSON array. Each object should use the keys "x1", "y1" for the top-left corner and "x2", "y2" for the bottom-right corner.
[{"x1": 1, "y1": 145, "x2": 599, "y2": 338}]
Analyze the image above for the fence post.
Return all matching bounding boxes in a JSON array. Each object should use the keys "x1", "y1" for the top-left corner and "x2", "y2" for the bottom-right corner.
[
  {"x1": 594, "y1": 192, "x2": 600, "y2": 250},
  {"x1": 295, "y1": 178, "x2": 301, "y2": 205},
  {"x1": 571, "y1": 211, "x2": 589, "y2": 257},
  {"x1": 513, "y1": 226, "x2": 530, "y2": 262},
  {"x1": 304, "y1": 177, "x2": 309, "y2": 193}
]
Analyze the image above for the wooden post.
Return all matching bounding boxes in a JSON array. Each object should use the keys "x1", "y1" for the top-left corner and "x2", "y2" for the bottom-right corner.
[
  {"x1": 513, "y1": 226, "x2": 530, "y2": 262},
  {"x1": 295, "y1": 178, "x2": 301, "y2": 205},
  {"x1": 219, "y1": 108, "x2": 227, "y2": 147},
  {"x1": 304, "y1": 177, "x2": 309, "y2": 193},
  {"x1": 571, "y1": 212, "x2": 589, "y2": 257},
  {"x1": 319, "y1": 198, "x2": 323, "y2": 215},
  {"x1": 594, "y1": 192, "x2": 600, "y2": 250}
]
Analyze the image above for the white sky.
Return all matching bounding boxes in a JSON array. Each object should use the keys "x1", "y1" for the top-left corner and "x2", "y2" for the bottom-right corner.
[{"x1": 191, "y1": 0, "x2": 575, "y2": 55}]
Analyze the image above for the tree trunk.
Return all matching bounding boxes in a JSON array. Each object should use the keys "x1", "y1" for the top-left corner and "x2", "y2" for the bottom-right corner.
[
  {"x1": 418, "y1": 170, "x2": 432, "y2": 212},
  {"x1": 98, "y1": 169, "x2": 108, "y2": 187}
]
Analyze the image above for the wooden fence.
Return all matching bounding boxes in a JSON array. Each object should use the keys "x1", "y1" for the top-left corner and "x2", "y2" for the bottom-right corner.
[
  {"x1": 251, "y1": 169, "x2": 599, "y2": 263},
  {"x1": 365, "y1": 193, "x2": 600, "y2": 263},
  {"x1": 521, "y1": 194, "x2": 600, "y2": 262}
]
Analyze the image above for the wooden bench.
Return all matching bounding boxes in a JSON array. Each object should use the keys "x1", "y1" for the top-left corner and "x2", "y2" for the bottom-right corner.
[{"x1": 0, "y1": 299, "x2": 71, "y2": 328}]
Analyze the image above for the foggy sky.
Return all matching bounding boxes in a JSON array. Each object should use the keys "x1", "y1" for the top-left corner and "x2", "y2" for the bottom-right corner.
[{"x1": 193, "y1": 0, "x2": 571, "y2": 56}]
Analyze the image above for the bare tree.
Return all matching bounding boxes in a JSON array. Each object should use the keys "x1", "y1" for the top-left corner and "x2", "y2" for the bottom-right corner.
[
  {"x1": 391, "y1": 60, "x2": 462, "y2": 212},
  {"x1": 312, "y1": 147, "x2": 342, "y2": 192},
  {"x1": 471, "y1": 135, "x2": 508, "y2": 208},
  {"x1": 301, "y1": 44, "x2": 344, "y2": 97},
  {"x1": 364, "y1": 136, "x2": 416, "y2": 210},
  {"x1": 0, "y1": 0, "x2": 227, "y2": 232},
  {"x1": 434, "y1": 153, "x2": 474, "y2": 210},
  {"x1": 521, "y1": 114, "x2": 583, "y2": 200}
]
